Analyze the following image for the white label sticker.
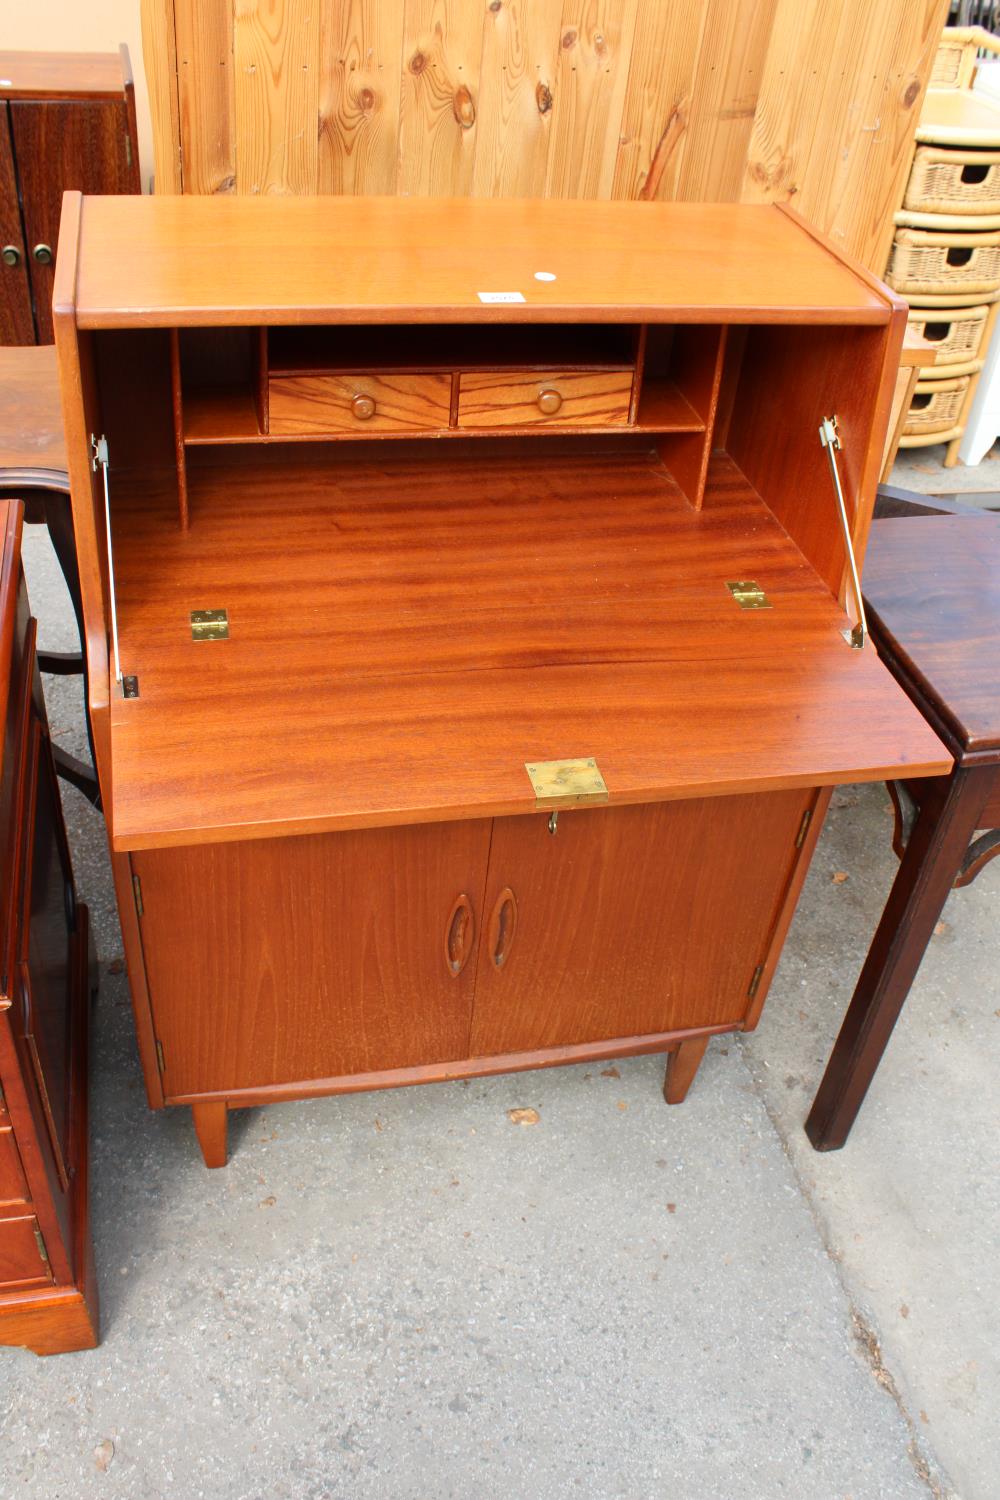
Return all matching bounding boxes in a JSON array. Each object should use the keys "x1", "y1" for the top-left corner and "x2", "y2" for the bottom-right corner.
[{"x1": 477, "y1": 291, "x2": 526, "y2": 304}]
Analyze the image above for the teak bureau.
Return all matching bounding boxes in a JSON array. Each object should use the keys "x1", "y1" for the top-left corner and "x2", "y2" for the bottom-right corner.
[{"x1": 54, "y1": 196, "x2": 950, "y2": 1168}]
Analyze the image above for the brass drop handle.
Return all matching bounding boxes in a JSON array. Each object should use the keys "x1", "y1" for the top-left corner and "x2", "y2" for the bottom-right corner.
[
  {"x1": 351, "y1": 393, "x2": 376, "y2": 421},
  {"x1": 32, "y1": 243, "x2": 53, "y2": 265},
  {"x1": 537, "y1": 387, "x2": 562, "y2": 416},
  {"x1": 445, "y1": 893, "x2": 475, "y2": 977},
  {"x1": 488, "y1": 887, "x2": 517, "y2": 969},
  {"x1": 1, "y1": 245, "x2": 21, "y2": 267}
]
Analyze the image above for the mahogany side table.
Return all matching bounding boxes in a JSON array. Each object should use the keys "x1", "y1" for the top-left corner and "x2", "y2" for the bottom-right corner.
[
  {"x1": 0, "y1": 344, "x2": 99, "y2": 806},
  {"x1": 807, "y1": 506, "x2": 1000, "y2": 1149}
]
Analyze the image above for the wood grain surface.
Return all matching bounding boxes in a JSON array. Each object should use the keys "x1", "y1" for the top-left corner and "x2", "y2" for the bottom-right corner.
[
  {"x1": 0, "y1": 108, "x2": 34, "y2": 346},
  {"x1": 455, "y1": 370, "x2": 632, "y2": 428},
  {"x1": 0, "y1": 347, "x2": 66, "y2": 470},
  {"x1": 103, "y1": 447, "x2": 949, "y2": 851},
  {"x1": 133, "y1": 818, "x2": 492, "y2": 1094},
  {"x1": 468, "y1": 791, "x2": 810, "y2": 1055},
  {"x1": 863, "y1": 514, "x2": 1000, "y2": 756},
  {"x1": 70, "y1": 197, "x2": 892, "y2": 327},
  {"x1": 269, "y1": 371, "x2": 452, "y2": 432},
  {"x1": 140, "y1": 0, "x2": 948, "y2": 271}
]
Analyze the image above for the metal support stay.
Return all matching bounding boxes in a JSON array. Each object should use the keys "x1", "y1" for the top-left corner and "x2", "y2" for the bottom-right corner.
[
  {"x1": 819, "y1": 415, "x2": 868, "y2": 650},
  {"x1": 91, "y1": 433, "x2": 125, "y2": 686}
]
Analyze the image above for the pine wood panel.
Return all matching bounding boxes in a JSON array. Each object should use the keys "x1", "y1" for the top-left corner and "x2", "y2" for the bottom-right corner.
[
  {"x1": 141, "y1": 0, "x2": 948, "y2": 270},
  {"x1": 469, "y1": 791, "x2": 810, "y2": 1055},
  {"x1": 233, "y1": 0, "x2": 320, "y2": 195},
  {"x1": 543, "y1": 0, "x2": 638, "y2": 201},
  {"x1": 473, "y1": 0, "x2": 562, "y2": 199},
  {"x1": 743, "y1": 0, "x2": 945, "y2": 273},
  {"x1": 317, "y1": 0, "x2": 405, "y2": 195},
  {"x1": 142, "y1": 0, "x2": 183, "y2": 191},
  {"x1": 611, "y1": 0, "x2": 704, "y2": 202},
  {"x1": 398, "y1": 0, "x2": 483, "y2": 198},
  {"x1": 173, "y1": 0, "x2": 236, "y2": 193},
  {"x1": 673, "y1": 0, "x2": 779, "y2": 204}
]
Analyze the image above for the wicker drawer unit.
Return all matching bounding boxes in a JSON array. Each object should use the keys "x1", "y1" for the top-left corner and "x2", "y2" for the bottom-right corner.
[
  {"x1": 904, "y1": 146, "x2": 1000, "y2": 216},
  {"x1": 906, "y1": 302, "x2": 993, "y2": 367},
  {"x1": 886, "y1": 227, "x2": 1000, "y2": 296},
  {"x1": 900, "y1": 374, "x2": 970, "y2": 441}
]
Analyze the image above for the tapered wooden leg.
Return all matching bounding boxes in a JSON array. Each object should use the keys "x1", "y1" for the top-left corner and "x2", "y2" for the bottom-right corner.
[
  {"x1": 192, "y1": 1102, "x2": 228, "y2": 1168},
  {"x1": 663, "y1": 1036, "x2": 710, "y2": 1104},
  {"x1": 806, "y1": 766, "x2": 993, "y2": 1152}
]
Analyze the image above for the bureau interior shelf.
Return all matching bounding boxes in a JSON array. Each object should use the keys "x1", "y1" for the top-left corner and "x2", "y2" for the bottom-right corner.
[
  {"x1": 104, "y1": 442, "x2": 947, "y2": 852},
  {"x1": 175, "y1": 321, "x2": 717, "y2": 460}
]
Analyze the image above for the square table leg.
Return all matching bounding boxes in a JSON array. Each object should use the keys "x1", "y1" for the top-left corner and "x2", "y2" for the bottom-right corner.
[{"x1": 806, "y1": 764, "x2": 996, "y2": 1151}]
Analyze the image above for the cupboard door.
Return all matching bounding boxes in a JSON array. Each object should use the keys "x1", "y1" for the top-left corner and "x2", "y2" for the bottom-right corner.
[
  {"x1": 133, "y1": 820, "x2": 492, "y2": 1097},
  {"x1": 0, "y1": 106, "x2": 34, "y2": 344},
  {"x1": 470, "y1": 791, "x2": 813, "y2": 1057},
  {"x1": 10, "y1": 100, "x2": 135, "y2": 343}
]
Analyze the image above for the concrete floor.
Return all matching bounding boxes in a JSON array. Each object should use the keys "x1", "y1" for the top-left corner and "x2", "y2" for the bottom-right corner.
[{"x1": 1, "y1": 456, "x2": 997, "y2": 1498}]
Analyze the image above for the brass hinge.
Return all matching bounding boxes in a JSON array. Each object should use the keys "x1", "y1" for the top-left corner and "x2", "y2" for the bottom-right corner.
[
  {"x1": 155, "y1": 1039, "x2": 165, "y2": 1075},
  {"x1": 726, "y1": 579, "x2": 772, "y2": 611},
  {"x1": 747, "y1": 964, "x2": 764, "y2": 1000},
  {"x1": 190, "y1": 608, "x2": 229, "y2": 641},
  {"x1": 795, "y1": 808, "x2": 813, "y2": 849},
  {"x1": 33, "y1": 1226, "x2": 50, "y2": 1265},
  {"x1": 125, "y1": 134, "x2": 133, "y2": 169},
  {"x1": 132, "y1": 873, "x2": 144, "y2": 916}
]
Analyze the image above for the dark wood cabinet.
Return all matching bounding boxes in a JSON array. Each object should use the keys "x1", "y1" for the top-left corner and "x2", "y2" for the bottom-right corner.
[
  {"x1": 0, "y1": 49, "x2": 139, "y2": 345},
  {"x1": 55, "y1": 195, "x2": 953, "y2": 1171},
  {"x1": 0, "y1": 500, "x2": 97, "y2": 1354}
]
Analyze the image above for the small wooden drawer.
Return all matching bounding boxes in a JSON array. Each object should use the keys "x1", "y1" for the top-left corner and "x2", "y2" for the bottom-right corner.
[
  {"x1": 0, "y1": 1213, "x2": 52, "y2": 1289},
  {"x1": 268, "y1": 373, "x2": 452, "y2": 435},
  {"x1": 0, "y1": 1129, "x2": 29, "y2": 1206},
  {"x1": 456, "y1": 371, "x2": 633, "y2": 429}
]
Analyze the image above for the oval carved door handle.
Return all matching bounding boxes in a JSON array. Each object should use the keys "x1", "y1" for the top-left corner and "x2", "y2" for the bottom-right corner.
[
  {"x1": 537, "y1": 387, "x2": 562, "y2": 416},
  {"x1": 445, "y1": 893, "x2": 475, "y2": 977},
  {"x1": 488, "y1": 886, "x2": 517, "y2": 969},
  {"x1": 351, "y1": 393, "x2": 376, "y2": 420}
]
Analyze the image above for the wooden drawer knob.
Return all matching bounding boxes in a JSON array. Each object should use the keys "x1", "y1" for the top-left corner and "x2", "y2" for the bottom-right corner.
[
  {"x1": 351, "y1": 393, "x2": 376, "y2": 420},
  {"x1": 537, "y1": 387, "x2": 562, "y2": 416}
]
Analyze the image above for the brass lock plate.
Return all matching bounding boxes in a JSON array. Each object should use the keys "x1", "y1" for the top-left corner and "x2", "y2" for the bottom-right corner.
[
  {"x1": 525, "y1": 757, "x2": 609, "y2": 807},
  {"x1": 190, "y1": 608, "x2": 229, "y2": 641},
  {"x1": 726, "y1": 579, "x2": 772, "y2": 611}
]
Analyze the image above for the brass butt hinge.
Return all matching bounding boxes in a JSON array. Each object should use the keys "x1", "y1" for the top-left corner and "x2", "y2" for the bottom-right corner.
[
  {"x1": 795, "y1": 808, "x2": 813, "y2": 849},
  {"x1": 726, "y1": 579, "x2": 772, "y2": 611},
  {"x1": 132, "y1": 874, "x2": 144, "y2": 917},
  {"x1": 33, "y1": 1226, "x2": 50, "y2": 1265},
  {"x1": 747, "y1": 964, "x2": 764, "y2": 1000},
  {"x1": 125, "y1": 134, "x2": 133, "y2": 169},
  {"x1": 155, "y1": 1040, "x2": 165, "y2": 1075}
]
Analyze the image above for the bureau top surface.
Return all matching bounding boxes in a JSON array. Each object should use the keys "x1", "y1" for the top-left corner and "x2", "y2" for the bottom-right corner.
[
  {"x1": 864, "y1": 514, "x2": 1000, "y2": 757},
  {"x1": 65, "y1": 197, "x2": 891, "y2": 328}
]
